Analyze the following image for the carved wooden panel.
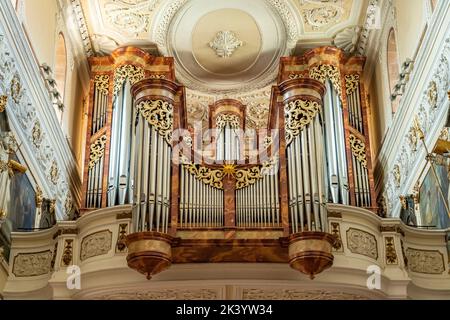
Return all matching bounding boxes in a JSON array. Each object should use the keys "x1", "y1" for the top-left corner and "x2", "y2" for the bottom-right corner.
[
  {"x1": 405, "y1": 248, "x2": 445, "y2": 274},
  {"x1": 346, "y1": 228, "x2": 378, "y2": 260},
  {"x1": 80, "y1": 230, "x2": 112, "y2": 261},
  {"x1": 12, "y1": 250, "x2": 53, "y2": 277}
]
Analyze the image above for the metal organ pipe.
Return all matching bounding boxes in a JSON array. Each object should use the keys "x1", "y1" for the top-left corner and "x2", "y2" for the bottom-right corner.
[
  {"x1": 279, "y1": 79, "x2": 327, "y2": 233},
  {"x1": 131, "y1": 79, "x2": 178, "y2": 234}
]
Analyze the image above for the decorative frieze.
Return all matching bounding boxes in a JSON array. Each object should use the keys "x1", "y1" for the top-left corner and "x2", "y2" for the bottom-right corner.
[
  {"x1": 405, "y1": 248, "x2": 445, "y2": 274},
  {"x1": 12, "y1": 250, "x2": 53, "y2": 277}
]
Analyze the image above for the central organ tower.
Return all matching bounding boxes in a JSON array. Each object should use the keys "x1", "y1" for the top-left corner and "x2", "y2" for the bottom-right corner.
[{"x1": 82, "y1": 46, "x2": 376, "y2": 280}]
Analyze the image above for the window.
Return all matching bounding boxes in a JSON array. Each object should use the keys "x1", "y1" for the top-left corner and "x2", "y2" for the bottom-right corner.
[
  {"x1": 387, "y1": 28, "x2": 400, "y2": 114},
  {"x1": 54, "y1": 33, "x2": 67, "y2": 122}
]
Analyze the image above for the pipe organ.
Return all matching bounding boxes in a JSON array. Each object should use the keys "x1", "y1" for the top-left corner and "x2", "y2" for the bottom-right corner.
[{"x1": 81, "y1": 46, "x2": 377, "y2": 279}]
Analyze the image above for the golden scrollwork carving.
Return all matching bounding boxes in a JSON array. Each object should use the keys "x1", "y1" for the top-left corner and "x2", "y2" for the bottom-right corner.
[
  {"x1": 345, "y1": 74, "x2": 360, "y2": 95},
  {"x1": 137, "y1": 100, "x2": 173, "y2": 144},
  {"x1": 288, "y1": 73, "x2": 305, "y2": 80},
  {"x1": 113, "y1": 64, "x2": 145, "y2": 97},
  {"x1": 0, "y1": 95, "x2": 7, "y2": 112},
  {"x1": 183, "y1": 162, "x2": 224, "y2": 190},
  {"x1": 235, "y1": 166, "x2": 263, "y2": 190},
  {"x1": 349, "y1": 134, "x2": 367, "y2": 168},
  {"x1": 94, "y1": 74, "x2": 110, "y2": 95},
  {"x1": 216, "y1": 113, "x2": 240, "y2": 130},
  {"x1": 309, "y1": 64, "x2": 342, "y2": 97},
  {"x1": 284, "y1": 99, "x2": 321, "y2": 145},
  {"x1": 89, "y1": 135, "x2": 107, "y2": 170}
]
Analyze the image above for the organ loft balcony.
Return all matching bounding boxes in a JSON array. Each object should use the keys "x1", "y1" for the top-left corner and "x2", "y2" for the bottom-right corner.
[{"x1": 1, "y1": 46, "x2": 449, "y2": 300}]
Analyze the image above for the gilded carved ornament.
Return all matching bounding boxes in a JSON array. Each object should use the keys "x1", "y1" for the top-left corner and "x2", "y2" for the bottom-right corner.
[
  {"x1": 345, "y1": 74, "x2": 360, "y2": 95},
  {"x1": 349, "y1": 134, "x2": 367, "y2": 168},
  {"x1": 385, "y1": 237, "x2": 398, "y2": 265},
  {"x1": 113, "y1": 64, "x2": 145, "y2": 97},
  {"x1": 284, "y1": 99, "x2": 321, "y2": 146},
  {"x1": 428, "y1": 81, "x2": 438, "y2": 108},
  {"x1": 309, "y1": 64, "x2": 342, "y2": 97},
  {"x1": 137, "y1": 100, "x2": 173, "y2": 144},
  {"x1": 89, "y1": 135, "x2": 108, "y2": 170},
  {"x1": 216, "y1": 113, "x2": 241, "y2": 130},
  {"x1": 94, "y1": 74, "x2": 110, "y2": 95},
  {"x1": 10, "y1": 74, "x2": 22, "y2": 104},
  {"x1": 0, "y1": 95, "x2": 7, "y2": 112}
]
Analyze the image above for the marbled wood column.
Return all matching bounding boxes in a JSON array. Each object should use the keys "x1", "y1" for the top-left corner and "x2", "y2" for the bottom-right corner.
[
  {"x1": 170, "y1": 87, "x2": 187, "y2": 236},
  {"x1": 359, "y1": 82, "x2": 377, "y2": 210},
  {"x1": 223, "y1": 175, "x2": 236, "y2": 239},
  {"x1": 273, "y1": 89, "x2": 290, "y2": 236}
]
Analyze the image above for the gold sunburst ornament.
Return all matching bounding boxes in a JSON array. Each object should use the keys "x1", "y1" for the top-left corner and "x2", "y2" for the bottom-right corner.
[{"x1": 222, "y1": 164, "x2": 237, "y2": 178}]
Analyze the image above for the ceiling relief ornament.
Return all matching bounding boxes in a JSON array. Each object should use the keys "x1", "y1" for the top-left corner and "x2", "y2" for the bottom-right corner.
[
  {"x1": 334, "y1": 26, "x2": 360, "y2": 54},
  {"x1": 12, "y1": 250, "x2": 53, "y2": 277},
  {"x1": 209, "y1": 31, "x2": 243, "y2": 58},
  {"x1": 346, "y1": 228, "x2": 378, "y2": 260},
  {"x1": 104, "y1": 0, "x2": 160, "y2": 35},
  {"x1": 80, "y1": 230, "x2": 113, "y2": 261},
  {"x1": 349, "y1": 134, "x2": 367, "y2": 168},
  {"x1": 284, "y1": 99, "x2": 321, "y2": 146},
  {"x1": 89, "y1": 135, "x2": 107, "y2": 170},
  {"x1": 242, "y1": 288, "x2": 369, "y2": 300},
  {"x1": 299, "y1": 0, "x2": 348, "y2": 32},
  {"x1": 405, "y1": 248, "x2": 445, "y2": 274},
  {"x1": 137, "y1": 100, "x2": 174, "y2": 144}
]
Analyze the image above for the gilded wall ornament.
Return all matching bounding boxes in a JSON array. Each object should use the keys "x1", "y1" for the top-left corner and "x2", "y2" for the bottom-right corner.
[
  {"x1": 309, "y1": 64, "x2": 342, "y2": 97},
  {"x1": 405, "y1": 248, "x2": 445, "y2": 274},
  {"x1": 288, "y1": 73, "x2": 305, "y2": 80},
  {"x1": 216, "y1": 113, "x2": 240, "y2": 130},
  {"x1": 32, "y1": 121, "x2": 43, "y2": 148},
  {"x1": 349, "y1": 134, "x2": 367, "y2": 167},
  {"x1": 284, "y1": 99, "x2": 321, "y2": 145},
  {"x1": 10, "y1": 74, "x2": 22, "y2": 104},
  {"x1": 80, "y1": 230, "x2": 113, "y2": 261},
  {"x1": 113, "y1": 64, "x2": 145, "y2": 97},
  {"x1": 137, "y1": 100, "x2": 173, "y2": 144},
  {"x1": 12, "y1": 250, "x2": 53, "y2": 277},
  {"x1": 345, "y1": 74, "x2": 360, "y2": 95},
  {"x1": 385, "y1": 237, "x2": 398, "y2": 265},
  {"x1": 346, "y1": 228, "x2": 378, "y2": 260},
  {"x1": 0, "y1": 95, "x2": 7, "y2": 112},
  {"x1": 61, "y1": 239, "x2": 73, "y2": 266},
  {"x1": 428, "y1": 81, "x2": 438, "y2": 108},
  {"x1": 209, "y1": 31, "x2": 243, "y2": 58},
  {"x1": 50, "y1": 161, "x2": 59, "y2": 185},
  {"x1": 94, "y1": 74, "x2": 110, "y2": 95},
  {"x1": 88, "y1": 135, "x2": 107, "y2": 170}
]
